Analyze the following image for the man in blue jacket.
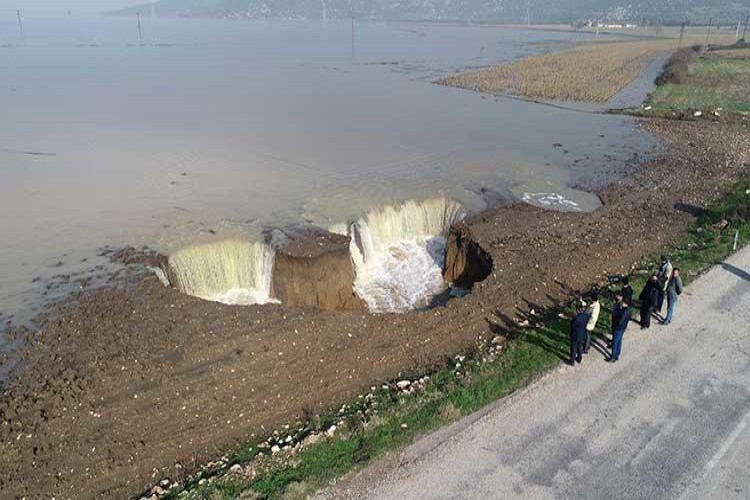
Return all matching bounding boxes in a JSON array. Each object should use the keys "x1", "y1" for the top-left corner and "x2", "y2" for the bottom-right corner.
[
  {"x1": 609, "y1": 294, "x2": 631, "y2": 363},
  {"x1": 569, "y1": 305, "x2": 590, "y2": 365}
]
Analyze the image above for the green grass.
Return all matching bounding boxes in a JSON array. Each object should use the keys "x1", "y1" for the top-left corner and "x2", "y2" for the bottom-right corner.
[
  {"x1": 648, "y1": 51, "x2": 750, "y2": 113},
  {"x1": 177, "y1": 182, "x2": 750, "y2": 500}
]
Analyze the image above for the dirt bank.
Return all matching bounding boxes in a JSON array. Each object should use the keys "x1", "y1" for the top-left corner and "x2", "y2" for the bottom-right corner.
[
  {"x1": 0, "y1": 119, "x2": 748, "y2": 499},
  {"x1": 271, "y1": 229, "x2": 364, "y2": 311},
  {"x1": 442, "y1": 222, "x2": 493, "y2": 288}
]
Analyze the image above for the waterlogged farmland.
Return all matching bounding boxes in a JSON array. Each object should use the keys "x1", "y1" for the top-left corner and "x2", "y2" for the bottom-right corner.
[{"x1": 0, "y1": 17, "x2": 655, "y2": 323}]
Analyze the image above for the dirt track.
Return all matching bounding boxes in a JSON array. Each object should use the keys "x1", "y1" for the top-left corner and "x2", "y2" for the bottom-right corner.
[{"x1": 0, "y1": 119, "x2": 748, "y2": 499}]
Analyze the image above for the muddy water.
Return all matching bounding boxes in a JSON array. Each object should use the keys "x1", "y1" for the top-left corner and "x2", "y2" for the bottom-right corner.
[{"x1": 0, "y1": 16, "x2": 655, "y2": 327}]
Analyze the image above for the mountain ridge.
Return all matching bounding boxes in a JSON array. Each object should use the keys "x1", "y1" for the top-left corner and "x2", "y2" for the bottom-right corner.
[{"x1": 114, "y1": 0, "x2": 749, "y2": 26}]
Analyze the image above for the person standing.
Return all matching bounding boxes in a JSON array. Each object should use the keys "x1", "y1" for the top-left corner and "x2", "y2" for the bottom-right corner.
[
  {"x1": 584, "y1": 291, "x2": 600, "y2": 353},
  {"x1": 569, "y1": 305, "x2": 590, "y2": 365},
  {"x1": 608, "y1": 292, "x2": 624, "y2": 349},
  {"x1": 656, "y1": 255, "x2": 673, "y2": 314},
  {"x1": 609, "y1": 295, "x2": 630, "y2": 362},
  {"x1": 663, "y1": 268, "x2": 684, "y2": 325},
  {"x1": 639, "y1": 274, "x2": 659, "y2": 329}
]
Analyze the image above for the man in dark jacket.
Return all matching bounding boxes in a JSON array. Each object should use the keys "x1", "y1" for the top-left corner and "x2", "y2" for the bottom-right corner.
[
  {"x1": 609, "y1": 292, "x2": 625, "y2": 348},
  {"x1": 639, "y1": 274, "x2": 659, "y2": 329},
  {"x1": 569, "y1": 306, "x2": 590, "y2": 365},
  {"x1": 609, "y1": 295, "x2": 630, "y2": 362}
]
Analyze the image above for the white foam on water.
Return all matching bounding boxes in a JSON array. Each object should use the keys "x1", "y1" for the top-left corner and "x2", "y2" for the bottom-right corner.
[
  {"x1": 353, "y1": 237, "x2": 448, "y2": 312},
  {"x1": 167, "y1": 239, "x2": 276, "y2": 306},
  {"x1": 522, "y1": 192, "x2": 582, "y2": 211},
  {"x1": 328, "y1": 222, "x2": 350, "y2": 236},
  {"x1": 212, "y1": 287, "x2": 280, "y2": 306},
  {"x1": 345, "y1": 198, "x2": 463, "y2": 313}
]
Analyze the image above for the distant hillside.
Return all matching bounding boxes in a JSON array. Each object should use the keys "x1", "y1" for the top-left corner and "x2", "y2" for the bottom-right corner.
[{"x1": 115, "y1": 0, "x2": 749, "y2": 26}]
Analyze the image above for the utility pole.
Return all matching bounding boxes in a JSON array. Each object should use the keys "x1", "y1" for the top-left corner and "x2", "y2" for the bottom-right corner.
[
  {"x1": 743, "y1": 12, "x2": 749, "y2": 40},
  {"x1": 136, "y1": 11, "x2": 143, "y2": 45},
  {"x1": 525, "y1": 1, "x2": 531, "y2": 25},
  {"x1": 16, "y1": 9, "x2": 25, "y2": 43},
  {"x1": 705, "y1": 18, "x2": 713, "y2": 46},
  {"x1": 678, "y1": 22, "x2": 685, "y2": 48}
]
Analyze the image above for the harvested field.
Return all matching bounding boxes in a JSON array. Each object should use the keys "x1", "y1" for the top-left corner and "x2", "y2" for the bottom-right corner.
[{"x1": 438, "y1": 40, "x2": 672, "y2": 102}]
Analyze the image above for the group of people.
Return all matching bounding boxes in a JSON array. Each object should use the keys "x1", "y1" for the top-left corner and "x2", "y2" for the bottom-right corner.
[{"x1": 569, "y1": 255, "x2": 684, "y2": 365}]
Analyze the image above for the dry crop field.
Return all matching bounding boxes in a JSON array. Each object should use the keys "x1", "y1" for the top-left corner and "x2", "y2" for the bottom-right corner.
[{"x1": 438, "y1": 40, "x2": 671, "y2": 102}]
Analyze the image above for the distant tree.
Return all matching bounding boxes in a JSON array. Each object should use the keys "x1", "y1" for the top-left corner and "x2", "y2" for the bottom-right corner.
[{"x1": 655, "y1": 20, "x2": 663, "y2": 35}]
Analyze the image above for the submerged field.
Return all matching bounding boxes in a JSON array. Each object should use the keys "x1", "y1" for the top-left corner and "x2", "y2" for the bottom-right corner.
[{"x1": 648, "y1": 48, "x2": 750, "y2": 113}]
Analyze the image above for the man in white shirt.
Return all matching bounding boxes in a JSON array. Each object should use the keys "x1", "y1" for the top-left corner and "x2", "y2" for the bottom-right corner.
[{"x1": 584, "y1": 291, "x2": 600, "y2": 353}]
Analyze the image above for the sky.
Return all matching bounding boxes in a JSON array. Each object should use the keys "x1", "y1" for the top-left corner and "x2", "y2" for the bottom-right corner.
[{"x1": 6, "y1": 0, "x2": 144, "y2": 14}]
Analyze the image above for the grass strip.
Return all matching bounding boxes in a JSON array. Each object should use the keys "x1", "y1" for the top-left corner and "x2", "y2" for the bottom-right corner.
[{"x1": 648, "y1": 47, "x2": 750, "y2": 114}]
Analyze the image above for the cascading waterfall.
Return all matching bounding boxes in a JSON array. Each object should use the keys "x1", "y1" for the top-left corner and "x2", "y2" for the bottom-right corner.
[
  {"x1": 344, "y1": 198, "x2": 464, "y2": 313},
  {"x1": 167, "y1": 239, "x2": 277, "y2": 306},
  {"x1": 167, "y1": 199, "x2": 463, "y2": 312}
]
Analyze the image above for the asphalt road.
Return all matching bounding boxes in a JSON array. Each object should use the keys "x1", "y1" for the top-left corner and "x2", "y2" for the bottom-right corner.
[{"x1": 319, "y1": 246, "x2": 750, "y2": 500}]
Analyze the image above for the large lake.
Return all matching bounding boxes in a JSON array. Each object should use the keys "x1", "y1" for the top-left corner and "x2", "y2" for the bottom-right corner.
[{"x1": 0, "y1": 16, "x2": 654, "y2": 326}]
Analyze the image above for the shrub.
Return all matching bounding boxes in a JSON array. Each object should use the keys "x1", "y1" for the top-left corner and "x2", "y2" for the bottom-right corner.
[{"x1": 655, "y1": 45, "x2": 700, "y2": 85}]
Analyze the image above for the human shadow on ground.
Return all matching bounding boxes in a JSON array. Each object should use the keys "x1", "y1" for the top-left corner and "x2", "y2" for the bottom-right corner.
[
  {"x1": 486, "y1": 302, "x2": 570, "y2": 363},
  {"x1": 673, "y1": 202, "x2": 705, "y2": 218},
  {"x1": 652, "y1": 309, "x2": 666, "y2": 323},
  {"x1": 721, "y1": 262, "x2": 750, "y2": 282},
  {"x1": 522, "y1": 322, "x2": 571, "y2": 362},
  {"x1": 588, "y1": 332, "x2": 611, "y2": 360}
]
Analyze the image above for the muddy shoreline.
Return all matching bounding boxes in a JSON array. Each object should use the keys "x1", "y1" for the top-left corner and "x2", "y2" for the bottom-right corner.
[{"x1": 0, "y1": 119, "x2": 748, "y2": 499}]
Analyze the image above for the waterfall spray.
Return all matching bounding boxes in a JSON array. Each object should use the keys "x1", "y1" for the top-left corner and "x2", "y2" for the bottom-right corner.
[
  {"x1": 168, "y1": 239, "x2": 277, "y2": 306},
  {"x1": 342, "y1": 198, "x2": 464, "y2": 312}
]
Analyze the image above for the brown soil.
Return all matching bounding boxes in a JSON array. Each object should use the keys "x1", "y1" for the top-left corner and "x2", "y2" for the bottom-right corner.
[
  {"x1": 442, "y1": 222, "x2": 493, "y2": 288},
  {"x1": 271, "y1": 229, "x2": 364, "y2": 311},
  {"x1": 1, "y1": 119, "x2": 748, "y2": 499}
]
